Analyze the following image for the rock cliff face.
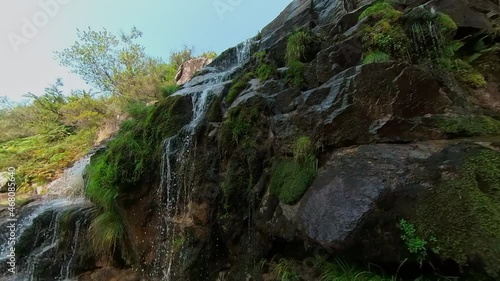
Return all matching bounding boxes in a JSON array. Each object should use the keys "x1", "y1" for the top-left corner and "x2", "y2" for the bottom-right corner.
[{"x1": 17, "y1": 0, "x2": 500, "y2": 280}]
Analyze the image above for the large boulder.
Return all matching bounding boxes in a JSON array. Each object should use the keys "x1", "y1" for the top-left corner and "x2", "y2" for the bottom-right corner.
[
  {"x1": 175, "y1": 57, "x2": 213, "y2": 85},
  {"x1": 261, "y1": 139, "x2": 500, "y2": 277}
]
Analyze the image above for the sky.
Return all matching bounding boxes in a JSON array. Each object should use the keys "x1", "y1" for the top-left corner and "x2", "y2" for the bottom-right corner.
[{"x1": 0, "y1": 0, "x2": 290, "y2": 102}]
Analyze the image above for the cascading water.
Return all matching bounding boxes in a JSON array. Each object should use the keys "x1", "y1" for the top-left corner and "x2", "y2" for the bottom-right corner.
[
  {"x1": 151, "y1": 39, "x2": 254, "y2": 280},
  {"x1": 0, "y1": 156, "x2": 93, "y2": 281}
]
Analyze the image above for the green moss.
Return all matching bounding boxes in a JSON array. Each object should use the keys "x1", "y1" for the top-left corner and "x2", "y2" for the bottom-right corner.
[
  {"x1": 458, "y1": 69, "x2": 487, "y2": 88},
  {"x1": 269, "y1": 159, "x2": 317, "y2": 205},
  {"x1": 286, "y1": 61, "x2": 305, "y2": 88},
  {"x1": 226, "y1": 73, "x2": 254, "y2": 104},
  {"x1": 256, "y1": 63, "x2": 276, "y2": 81},
  {"x1": 207, "y1": 96, "x2": 222, "y2": 122},
  {"x1": 439, "y1": 58, "x2": 487, "y2": 88},
  {"x1": 437, "y1": 115, "x2": 500, "y2": 136},
  {"x1": 219, "y1": 104, "x2": 261, "y2": 151},
  {"x1": 362, "y1": 18, "x2": 409, "y2": 60},
  {"x1": 362, "y1": 51, "x2": 392, "y2": 64},
  {"x1": 359, "y1": 1, "x2": 403, "y2": 21},
  {"x1": 413, "y1": 149, "x2": 500, "y2": 276}
]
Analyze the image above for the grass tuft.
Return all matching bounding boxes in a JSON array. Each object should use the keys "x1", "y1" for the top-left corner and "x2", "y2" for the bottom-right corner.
[{"x1": 362, "y1": 51, "x2": 392, "y2": 64}]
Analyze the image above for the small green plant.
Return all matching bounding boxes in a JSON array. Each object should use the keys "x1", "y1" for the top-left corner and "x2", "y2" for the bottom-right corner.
[
  {"x1": 253, "y1": 50, "x2": 266, "y2": 62},
  {"x1": 200, "y1": 51, "x2": 218, "y2": 60},
  {"x1": 226, "y1": 72, "x2": 254, "y2": 104},
  {"x1": 286, "y1": 61, "x2": 305, "y2": 88},
  {"x1": 256, "y1": 63, "x2": 276, "y2": 81},
  {"x1": 399, "y1": 219, "x2": 428, "y2": 262},
  {"x1": 272, "y1": 259, "x2": 300, "y2": 281},
  {"x1": 436, "y1": 12, "x2": 458, "y2": 37},
  {"x1": 88, "y1": 210, "x2": 125, "y2": 257},
  {"x1": 362, "y1": 51, "x2": 391, "y2": 64},
  {"x1": 172, "y1": 235, "x2": 186, "y2": 252},
  {"x1": 285, "y1": 30, "x2": 314, "y2": 64},
  {"x1": 293, "y1": 136, "x2": 315, "y2": 163},
  {"x1": 269, "y1": 159, "x2": 317, "y2": 204},
  {"x1": 160, "y1": 84, "x2": 180, "y2": 97},
  {"x1": 218, "y1": 104, "x2": 261, "y2": 149},
  {"x1": 362, "y1": 18, "x2": 409, "y2": 60}
]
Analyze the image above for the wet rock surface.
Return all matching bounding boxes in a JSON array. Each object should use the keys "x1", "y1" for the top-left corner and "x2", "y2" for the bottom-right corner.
[{"x1": 10, "y1": 0, "x2": 500, "y2": 280}]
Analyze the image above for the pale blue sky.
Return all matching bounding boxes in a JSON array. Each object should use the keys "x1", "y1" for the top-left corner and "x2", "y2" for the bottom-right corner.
[{"x1": 0, "y1": 0, "x2": 290, "y2": 101}]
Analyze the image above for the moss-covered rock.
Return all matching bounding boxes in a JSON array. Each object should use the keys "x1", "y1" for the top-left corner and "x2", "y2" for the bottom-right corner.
[
  {"x1": 412, "y1": 149, "x2": 500, "y2": 277},
  {"x1": 269, "y1": 159, "x2": 316, "y2": 205},
  {"x1": 436, "y1": 115, "x2": 500, "y2": 137}
]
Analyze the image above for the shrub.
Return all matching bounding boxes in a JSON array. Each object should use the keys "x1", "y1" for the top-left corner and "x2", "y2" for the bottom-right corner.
[
  {"x1": 362, "y1": 51, "x2": 391, "y2": 64},
  {"x1": 286, "y1": 61, "x2": 305, "y2": 88}
]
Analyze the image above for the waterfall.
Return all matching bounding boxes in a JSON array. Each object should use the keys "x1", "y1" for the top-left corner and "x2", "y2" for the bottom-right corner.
[
  {"x1": 0, "y1": 156, "x2": 93, "y2": 281},
  {"x1": 151, "y1": 39, "x2": 254, "y2": 280}
]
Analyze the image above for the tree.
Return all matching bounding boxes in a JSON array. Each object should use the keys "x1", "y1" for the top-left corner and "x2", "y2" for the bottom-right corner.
[
  {"x1": 57, "y1": 27, "x2": 181, "y2": 102},
  {"x1": 169, "y1": 46, "x2": 194, "y2": 69},
  {"x1": 56, "y1": 28, "x2": 121, "y2": 94}
]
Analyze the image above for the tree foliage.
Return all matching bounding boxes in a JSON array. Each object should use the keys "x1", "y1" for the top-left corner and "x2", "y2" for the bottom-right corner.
[{"x1": 56, "y1": 27, "x2": 173, "y2": 101}]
